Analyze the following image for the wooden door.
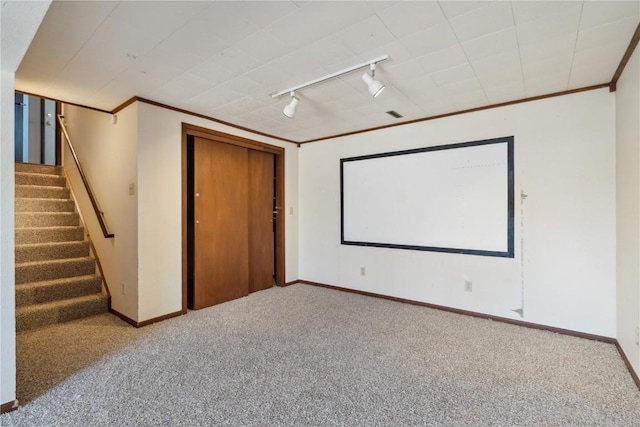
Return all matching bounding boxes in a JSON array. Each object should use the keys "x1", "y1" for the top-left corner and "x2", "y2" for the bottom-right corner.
[
  {"x1": 193, "y1": 137, "x2": 249, "y2": 309},
  {"x1": 248, "y1": 150, "x2": 275, "y2": 293}
]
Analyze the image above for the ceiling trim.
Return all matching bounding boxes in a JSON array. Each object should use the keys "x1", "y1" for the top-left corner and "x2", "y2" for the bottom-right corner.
[
  {"x1": 118, "y1": 97, "x2": 298, "y2": 145},
  {"x1": 299, "y1": 83, "x2": 611, "y2": 145},
  {"x1": 16, "y1": 90, "x2": 112, "y2": 115},
  {"x1": 609, "y1": 22, "x2": 640, "y2": 92}
]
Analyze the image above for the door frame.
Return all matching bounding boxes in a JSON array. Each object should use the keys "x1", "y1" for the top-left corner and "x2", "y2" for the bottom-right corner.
[{"x1": 181, "y1": 123, "x2": 286, "y2": 312}]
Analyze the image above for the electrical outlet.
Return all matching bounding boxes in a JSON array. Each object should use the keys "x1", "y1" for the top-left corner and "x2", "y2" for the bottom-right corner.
[
  {"x1": 636, "y1": 326, "x2": 639, "y2": 346},
  {"x1": 360, "y1": 267, "x2": 366, "y2": 276},
  {"x1": 128, "y1": 183, "x2": 135, "y2": 196},
  {"x1": 464, "y1": 280, "x2": 472, "y2": 292},
  {"x1": 121, "y1": 282, "x2": 126, "y2": 295}
]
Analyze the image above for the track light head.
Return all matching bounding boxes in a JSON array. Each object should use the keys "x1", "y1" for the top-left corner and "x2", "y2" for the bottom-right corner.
[
  {"x1": 283, "y1": 92, "x2": 299, "y2": 118},
  {"x1": 362, "y1": 63, "x2": 385, "y2": 98}
]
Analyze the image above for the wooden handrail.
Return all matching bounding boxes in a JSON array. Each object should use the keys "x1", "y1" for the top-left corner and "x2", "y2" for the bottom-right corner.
[{"x1": 57, "y1": 114, "x2": 114, "y2": 238}]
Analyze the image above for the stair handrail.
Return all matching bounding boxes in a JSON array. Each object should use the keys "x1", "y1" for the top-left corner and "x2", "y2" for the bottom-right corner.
[{"x1": 57, "y1": 114, "x2": 114, "y2": 238}]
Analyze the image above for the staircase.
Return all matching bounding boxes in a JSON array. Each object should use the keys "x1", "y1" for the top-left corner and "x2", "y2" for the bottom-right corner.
[{"x1": 15, "y1": 163, "x2": 109, "y2": 332}]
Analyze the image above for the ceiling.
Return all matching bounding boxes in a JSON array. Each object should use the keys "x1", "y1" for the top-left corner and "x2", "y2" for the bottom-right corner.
[{"x1": 16, "y1": 0, "x2": 640, "y2": 143}]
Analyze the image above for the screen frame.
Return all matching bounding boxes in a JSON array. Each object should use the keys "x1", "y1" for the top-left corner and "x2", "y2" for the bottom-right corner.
[{"x1": 340, "y1": 136, "x2": 515, "y2": 258}]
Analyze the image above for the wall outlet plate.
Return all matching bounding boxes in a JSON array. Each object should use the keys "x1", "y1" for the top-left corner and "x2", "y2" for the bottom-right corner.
[{"x1": 465, "y1": 280, "x2": 472, "y2": 292}]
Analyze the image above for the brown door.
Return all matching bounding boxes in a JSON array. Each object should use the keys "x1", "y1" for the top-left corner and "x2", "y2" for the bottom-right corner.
[
  {"x1": 193, "y1": 137, "x2": 249, "y2": 309},
  {"x1": 248, "y1": 150, "x2": 275, "y2": 293}
]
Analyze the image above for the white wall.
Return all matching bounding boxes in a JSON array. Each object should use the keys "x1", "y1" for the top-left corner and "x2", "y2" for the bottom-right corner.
[
  {"x1": 299, "y1": 88, "x2": 616, "y2": 337},
  {"x1": 0, "y1": 0, "x2": 51, "y2": 408},
  {"x1": 0, "y1": 68, "x2": 18, "y2": 409},
  {"x1": 616, "y1": 45, "x2": 640, "y2": 376},
  {"x1": 62, "y1": 104, "x2": 139, "y2": 321},
  {"x1": 136, "y1": 102, "x2": 299, "y2": 322}
]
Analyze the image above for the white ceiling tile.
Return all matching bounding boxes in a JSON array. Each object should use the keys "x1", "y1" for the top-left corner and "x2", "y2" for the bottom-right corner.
[
  {"x1": 265, "y1": 1, "x2": 373, "y2": 50},
  {"x1": 187, "y1": 60, "x2": 236, "y2": 88},
  {"x1": 484, "y1": 80, "x2": 525, "y2": 104},
  {"x1": 212, "y1": 96, "x2": 270, "y2": 119},
  {"x1": 519, "y1": 32, "x2": 577, "y2": 64},
  {"x1": 575, "y1": 15, "x2": 639, "y2": 53},
  {"x1": 334, "y1": 16, "x2": 398, "y2": 56},
  {"x1": 223, "y1": 76, "x2": 264, "y2": 97},
  {"x1": 525, "y1": 74, "x2": 570, "y2": 97},
  {"x1": 445, "y1": 79, "x2": 488, "y2": 107},
  {"x1": 42, "y1": 0, "x2": 119, "y2": 37},
  {"x1": 209, "y1": 48, "x2": 263, "y2": 75},
  {"x1": 16, "y1": 22, "x2": 78, "y2": 80},
  {"x1": 399, "y1": 21, "x2": 459, "y2": 57},
  {"x1": 385, "y1": 60, "x2": 429, "y2": 85},
  {"x1": 580, "y1": 0, "x2": 640, "y2": 30},
  {"x1": 245, "y1": 64, "x2": 293, "y2": 89},
  {"x1": 448, "y1": 1, "x2": 514, "y2": 42},
  {"x1": 376, "y1": 1, "x2": 446, "y2": 38},
  {"x1": 516, "y1": 6, "x2": 582, "y2": 47},
  {"x1": 430, "y1": 63, "x2": 476, "y2": 87},
  {"x1": 234, "y1": 1, "x2": 299, "y2": 29},
  {"x1": 393, "y1": 74, "x2": 440, "y2": 107},
  {"x1": 133, "y1": 57, "x2": 187, "y2": 82},
  {"x1": 512, "y1": 1, "x2": 581, "y2": 25},
  {"x1": 81, "y1": 16, "x2": 161, "y2": 68},
  {"x1": 571, "y1": 43, "x2": 627, "y2": 70},
  {"x1": 152, "y1": 79, "x2": 211, "y2": 101},
  {"x1": 461, "y1": 27, "x2": 518, "y2": 61},
  {"x1": 173, "y1": 72, "x2": 218, "y2": 94},
  {"x1": 108, "y1": 1, "x2": 210, "y2": 41},
  {"x1": 414, "y1": 44, "x2": 469, "y2": 74},
  {"x1": 145, "y1": 43, "x2": 206, "y2": 72},
  {"x1": 522, "y1": 55, "x2": 573, "y2": 82},
  {"x1": 438, "y1": 1, "x2": 494, "y2": 19},
  {"x1": 158, "y1": 23, "x2": 230, "y2": 60},
  {"x1": 568, "y1": 63, "x2": 613, "y2": 88},
  {"x1": 290, "y1": 37, "x2": 358, "y2": 73},
  {"x1": 235, "y1": 30, "x2": 290, "y2": 64},
  {"x1": 15, "y1": 0, "x2": 639, "y2": 143},
  {"x1": 188, "y1": 2, "x2": 263, "y2": 45},
  {"x1": 471, "y1": 50, "x2": 523, "y2": 87}
]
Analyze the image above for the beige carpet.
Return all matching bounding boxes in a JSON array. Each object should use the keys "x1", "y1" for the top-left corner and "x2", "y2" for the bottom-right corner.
[{"x1": 2, "y1": 284, "x2": 639, "y2": 426}]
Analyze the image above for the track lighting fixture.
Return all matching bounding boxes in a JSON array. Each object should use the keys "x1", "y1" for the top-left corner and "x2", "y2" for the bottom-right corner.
[
  {"x1": 272, "y1": 55, "x2": 389, "y2": 119},
  {"x1": 283, "y1": 92, "x2": 299, "y2": 118},
  {"x1": 361, "y1": 63, "x2": 385, "y2": 98}
]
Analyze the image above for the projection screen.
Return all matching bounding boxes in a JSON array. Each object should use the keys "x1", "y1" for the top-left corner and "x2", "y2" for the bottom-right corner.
[{"x1": 340, "y1": 136, "x2": 514, "y2": 258}]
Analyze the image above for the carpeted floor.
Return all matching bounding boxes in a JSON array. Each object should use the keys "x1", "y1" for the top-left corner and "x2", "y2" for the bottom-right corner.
[{"x1": 2, "y1": 284, "x2": 639, "y2": 426}]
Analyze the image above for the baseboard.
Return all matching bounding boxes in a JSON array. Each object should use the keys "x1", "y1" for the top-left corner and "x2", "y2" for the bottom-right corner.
[
  {"x1": 137, "y1": 310, "x2": 185, "y2": 327},
  {"x1": 615, "y1": 341, "x2": 640, "y2": 390},
  {"x1": 0, "y1": 399, "x2": 19, "y2": 414},
  {"x1": 298, "y1": 280, "x2": 640, "y2": 390},
  {"x1": 109, "y1": 308, "x2": 137, "y2": 327},
  {"x1": 282, "y1": 280, "x2": 299, "y2": 287},
  {"x1": 109, "y1": 308, "x2": 185, "y2": 328},
  {"x1": 298, "y1": 280, "x2": 616, "y2": 344}
]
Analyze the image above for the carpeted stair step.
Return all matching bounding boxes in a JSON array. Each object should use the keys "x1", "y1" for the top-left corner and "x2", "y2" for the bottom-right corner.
[
  {"x1": 16, "y1": 257, "x2": 96, "y2": 285},
  {"x1": 15, "y1": 293, "x2": 109, "y2": 332},
  {"x1": 15, "y1": 162, "x2": 61, "y2": 175},
  {"x1": 16, "y1": 241, "x2": 90, "y2": 263},
  {"x1": 16, "y1": 275, "x2": 103, "y2": 307},
  {"x1": 16, "y1": 185, "x2": 70, "y2": 199},
  {"x1": 16, "y1": 212, "x2": 79, "y2": 228},
  {"x1": 16, "y1": 198, "x2": 75, "y2": 213},
  {"x1": 15, "y1": 172, "x2": 66, "y2": 187},
  {"x1": 16, "y1": 226, "x2": 85, "y2": 244}
]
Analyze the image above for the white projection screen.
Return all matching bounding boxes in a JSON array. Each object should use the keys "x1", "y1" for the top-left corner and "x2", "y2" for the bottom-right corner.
[{"x1": 341, "y1": 136, "x2": 514, "y2": 258}]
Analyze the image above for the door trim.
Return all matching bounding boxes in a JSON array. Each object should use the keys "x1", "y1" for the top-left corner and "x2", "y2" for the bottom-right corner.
[{"x1": 181, "y1": 123, "x2": 286, "y2": 312}]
